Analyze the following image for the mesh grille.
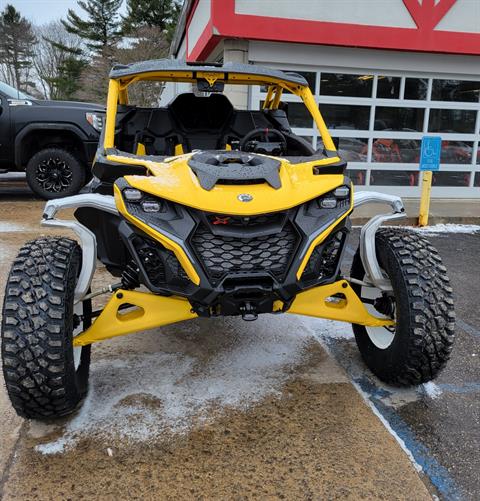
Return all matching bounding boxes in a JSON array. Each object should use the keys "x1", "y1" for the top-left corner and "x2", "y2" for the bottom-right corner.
[{"x1": 191, "y1": 222, "x2": 298, "y2": 282}]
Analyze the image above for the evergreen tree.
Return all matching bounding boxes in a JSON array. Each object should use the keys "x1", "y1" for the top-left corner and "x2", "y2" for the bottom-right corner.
[
  {"x1": 0, "y1": 4, "x2": 36, "y2": 90},
  {"x1": 122, "y1": 0, "x2": 181, "y2": 42},
  {"x1": 44, "y1": 42, "x2": 87, "y2": 100},
  {"x1": 62, "y1": 0, "x2": 123, "y2": 55}
]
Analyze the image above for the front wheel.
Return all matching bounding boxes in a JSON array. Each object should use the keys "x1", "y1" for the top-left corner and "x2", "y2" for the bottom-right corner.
[
  {"x1": 26, "y1": 148, "x2": 86, "y2": 200},
  {"x1": 350, "y1": 228, "x2": 455, "y2": 386},
  {"x1": 1, "y1": 237, "x2": 91, "y2": 419}
]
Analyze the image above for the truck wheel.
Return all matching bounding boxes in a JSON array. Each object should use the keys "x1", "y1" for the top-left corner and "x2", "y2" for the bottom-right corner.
[
  {"x1": 26, "y1": 148, "x2": 86, "y2": 200},
  {"x1": 1, "y1": 237, "x2": 91, "y2": 419},
  {"x1": 350, "y1": 228, "x2": 455, "y2": 386}
]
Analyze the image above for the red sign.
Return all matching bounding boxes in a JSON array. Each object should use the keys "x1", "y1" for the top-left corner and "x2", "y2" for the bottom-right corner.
[{"x1": 186, "y1": 0, "x2": 480, "y2": 61}]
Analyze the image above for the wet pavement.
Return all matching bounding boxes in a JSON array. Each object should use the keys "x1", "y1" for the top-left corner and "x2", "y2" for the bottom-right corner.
[{"x1": 0, "y1": 180, "x2": 478, "y2": 500}]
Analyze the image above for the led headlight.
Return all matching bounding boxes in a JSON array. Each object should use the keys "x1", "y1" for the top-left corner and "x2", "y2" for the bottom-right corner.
[
  {"x1": 319, "y1": 197, "x2": 337, "y2": 209},
  {"x1": 333, "y1": 186, "x2": 350, "y2": 198},
  {"x1": 141, "y1": 201, "x2": 161, "y2": 213},
  {"x1": 123, "y1": 188, "x2": 143, "y2": 201}
]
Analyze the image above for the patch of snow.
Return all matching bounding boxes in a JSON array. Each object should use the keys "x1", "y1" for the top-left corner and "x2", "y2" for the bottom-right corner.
[
  {"x1": 0, "y1": 222, "x2": 29, "y2": 232},
  {"x1": 35, "y1": 437, "x2": 69, "y2": 455},
  {"x1": 410, "y1": 224, "x2": 480, "y2": 235},
  {"x1": 36, "y1": 315, "x2": 313, "y2": 453},
  {"x1": 422, "y1": 381, "x2": 443, "y2": 399},
  {"x1": 300, "y1": 316, "x2": 354, "y2": 340}
]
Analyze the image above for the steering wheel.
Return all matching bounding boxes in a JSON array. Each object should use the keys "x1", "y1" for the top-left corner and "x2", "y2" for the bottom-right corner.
[{"x1": 239, "y1": 127, "x2": 287, "y2": 155}]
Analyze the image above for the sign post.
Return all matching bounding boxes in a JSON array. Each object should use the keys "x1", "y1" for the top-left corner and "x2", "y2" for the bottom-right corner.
[{"x1": 418, "y1": 136, "x2": 441, "y2": 226}]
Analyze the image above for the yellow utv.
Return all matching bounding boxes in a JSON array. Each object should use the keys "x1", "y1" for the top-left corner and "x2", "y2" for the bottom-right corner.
[{"x1": 1, "y1": 60, "x2": 455, "y2": 419}]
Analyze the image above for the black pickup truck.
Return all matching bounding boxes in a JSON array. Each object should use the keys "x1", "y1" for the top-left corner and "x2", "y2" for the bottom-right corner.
[{"x1": 0, "y1": 81, "x2": 104, "y2": 199}]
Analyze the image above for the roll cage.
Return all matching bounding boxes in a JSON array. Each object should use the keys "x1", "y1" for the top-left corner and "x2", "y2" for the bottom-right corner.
[{"x1": 102, "y1": 60, "x2": 338, "y2": 157}]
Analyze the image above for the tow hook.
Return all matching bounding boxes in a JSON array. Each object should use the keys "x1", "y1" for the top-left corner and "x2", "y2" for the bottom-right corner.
[{"x1": 240, "y1": 302, "x2": 258, "y2": 321}]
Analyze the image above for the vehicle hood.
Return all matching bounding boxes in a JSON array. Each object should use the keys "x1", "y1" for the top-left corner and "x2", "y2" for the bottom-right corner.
[
  {"x1": 109, "y1": 150, "x2": 345, "y2": 216},
  {"x1": 32, "y1": 99, "x2": 104, "y2": 111}
]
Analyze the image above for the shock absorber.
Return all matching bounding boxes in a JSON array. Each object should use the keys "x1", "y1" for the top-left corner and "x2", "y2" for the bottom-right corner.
[{"x1": 121, "y1": 259, "x2": 140, "y2": 290}]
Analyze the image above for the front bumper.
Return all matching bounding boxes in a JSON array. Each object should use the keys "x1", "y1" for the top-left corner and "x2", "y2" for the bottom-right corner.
[
  {"x1": 113, "y1": 177, "x2": 354, "y2": 317},
  {"x1": 41, "y1": 190, "x2": 403, "y2": 346}
]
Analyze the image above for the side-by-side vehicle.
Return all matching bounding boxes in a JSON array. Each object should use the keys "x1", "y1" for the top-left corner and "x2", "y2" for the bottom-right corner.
[{"x1": 1, "y1": 60, "x2": 455, "y2": 419}]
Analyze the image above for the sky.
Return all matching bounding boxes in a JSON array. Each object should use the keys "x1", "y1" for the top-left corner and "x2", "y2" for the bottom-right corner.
[{"x1": 0, "y1": 0, "x2": 127, "y2": 25}]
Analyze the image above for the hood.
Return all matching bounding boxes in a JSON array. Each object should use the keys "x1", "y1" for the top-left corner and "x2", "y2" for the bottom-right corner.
[
  {"x1": 108, "y1": 150, "x2": 345, "y2": 216},
  {"x1": 32, "y1": 99, "x2": 104, "y2": 111}
]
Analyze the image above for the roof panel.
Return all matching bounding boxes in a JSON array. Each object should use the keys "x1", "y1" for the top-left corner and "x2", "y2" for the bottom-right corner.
[{"x1": 109, "y1": 59, "x2": 308, "y2": 86}]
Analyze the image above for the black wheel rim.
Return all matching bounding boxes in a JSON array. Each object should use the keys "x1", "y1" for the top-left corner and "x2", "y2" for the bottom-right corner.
[{"x1": 36, "y1": 157, "x2": 73, "y2": 193}]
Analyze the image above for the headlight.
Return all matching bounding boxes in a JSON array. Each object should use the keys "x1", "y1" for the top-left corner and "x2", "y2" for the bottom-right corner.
[
  {"x1": 316, "y1": 185, "x2": 350, "y2": 209},
  {"x1": 86, "y1": 112, "x2": 104, "y2": 132},
  {"x1": 122, "y1": 188, "x2": 167, "y2": 214}
]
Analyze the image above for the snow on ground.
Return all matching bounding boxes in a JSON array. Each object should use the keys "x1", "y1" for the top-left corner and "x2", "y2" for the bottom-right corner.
[
  {"x1": 410, "y1": 224, "x2": 480, "y2": 235},
  {"x1": 0, "y1": 222, "x2": 29, "y2": 232},
  {"x1": 36, "y1": 315, "x2": 315, "y2": 454},
  {"x1": 35, "y1": 312, "x2": 446, "y2": 454}
]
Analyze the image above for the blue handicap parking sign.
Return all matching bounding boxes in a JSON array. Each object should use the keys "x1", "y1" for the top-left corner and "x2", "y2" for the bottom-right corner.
[{"x1": 419, "y1": 136, "x2": 441, "y2": 171}]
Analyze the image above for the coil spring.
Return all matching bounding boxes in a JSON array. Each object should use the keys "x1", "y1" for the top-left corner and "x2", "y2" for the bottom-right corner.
[{"x1": 121, "y1": 260, "x2": 140, "y2": 290}]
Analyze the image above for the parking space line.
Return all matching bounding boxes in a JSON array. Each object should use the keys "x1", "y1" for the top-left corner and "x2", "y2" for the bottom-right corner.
[
  {"x1": 456, "y1": 318, "x2": 480, "y2": 339},
  {"x1": 354, "y1": 376, "x2": 463, "y2": 501}
]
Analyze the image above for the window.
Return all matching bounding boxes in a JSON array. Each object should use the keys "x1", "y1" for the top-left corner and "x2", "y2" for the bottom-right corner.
[
  {"x1": 320, "y1": 104, "x2": 370, "y2": 130},
  {"x1": 375, "y1": 107, "x2": 424, "y2": 131},
  {"x1": 475, "y1": 173, "x2": 480, "y2": 186},
  {"x1": 377, "y1": 76, "x2": 401, "y2": 99},
  {"x1": 432, "y1": 79, "x2": 480, "y2": 102},
  {"x1": 432, "y1": 172, "x2": 471, "y2": 187},
  {"x1": 286, "y1": 102, "x2": 312, "y2": 128},
  {"x1": 440, "y1": 141, "x2": 473, "y2": 164},
  {"x1": 371, "y1": 138, "x2": 420, "y2": 163},
  {"x1": 320, "y1": 73, "x2": 373, "y2": 97},
  {"x1": 334, "y1": 137, "x2": 368, "y2": 162},
  {"x1": 404, "y1": 78, "x2": 428, "y2": 100},
  {"x1": 370, "y1": 170, "x2": 419, "y2": 186},
  {"x1": 428, "y1": 109, "x2": 477, "y2": 134},
  {"x1": 346, "y1": 169, "x2": 366, "y2": 185}
]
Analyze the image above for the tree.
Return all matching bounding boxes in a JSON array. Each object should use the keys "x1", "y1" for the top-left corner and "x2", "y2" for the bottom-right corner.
[
  {"x1": 32, "y1": 21, "x2": 86, "y2": 99},
  {"x1": 0, "y1": 4, "x2": 36, "y2": 91},
  {"x1": 76, "y1": 26, "x2": 169, "y2": 105},
  {"x1": 122, "y1": 0, "x2": 182, "y2": 42},
  {"x1": 62, "y1": 0, "x2": 123, "y2": 55}
]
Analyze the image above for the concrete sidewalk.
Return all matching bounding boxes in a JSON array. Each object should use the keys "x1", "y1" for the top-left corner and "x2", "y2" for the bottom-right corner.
[{"x1": 352, "y1": 197, "x2": 480, "y2": 225}]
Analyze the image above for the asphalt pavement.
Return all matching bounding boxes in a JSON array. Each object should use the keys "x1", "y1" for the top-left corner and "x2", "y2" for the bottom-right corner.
[{"x1": 0, "y1": 177, "x2": 478, "y2": 500}]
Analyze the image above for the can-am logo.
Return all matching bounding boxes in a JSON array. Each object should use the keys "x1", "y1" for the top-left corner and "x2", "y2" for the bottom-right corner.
[{"x1": 237, "y1": 194, "x2": 253, "y2": 202}]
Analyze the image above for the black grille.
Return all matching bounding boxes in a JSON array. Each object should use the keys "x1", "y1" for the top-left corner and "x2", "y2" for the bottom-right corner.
[
  {"x1": 191, "y1": 222, "x2": 298, "y2": 282},
  {"x1": 132, "y1": 236, "x2": 189, "y2": 287},
  {"x1": 301, "y1": 230, "x2": 346, "y2": 282}
]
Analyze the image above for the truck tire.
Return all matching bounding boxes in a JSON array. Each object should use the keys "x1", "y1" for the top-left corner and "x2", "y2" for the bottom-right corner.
[
  {"x1": 350, "y1": 228, "x2": 455, "y2": 386},
  {"x1": 1, "y1": 237, "x2": 91, "y2": 419},
  {"x1": 26, "y1": 147, "x2": 86, "y2": 200}
]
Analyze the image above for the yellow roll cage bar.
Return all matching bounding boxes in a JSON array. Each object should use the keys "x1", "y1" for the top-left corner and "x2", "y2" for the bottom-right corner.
[{"x1": 103, "y1": 70, "x2": 337, "y2": 155}]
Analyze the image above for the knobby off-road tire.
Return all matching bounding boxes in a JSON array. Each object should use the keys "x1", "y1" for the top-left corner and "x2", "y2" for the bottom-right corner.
[
  {"x1": 26, "y1": 148, "x2": 86, "y2": 200},
  {"x1": 1, "y1": 237, "x2": 91, "y2": 419},
  {"x1": 351, "y1": 228, "x2": 455, "y2": 386}
]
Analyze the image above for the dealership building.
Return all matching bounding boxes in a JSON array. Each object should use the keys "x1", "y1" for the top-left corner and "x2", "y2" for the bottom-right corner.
[{"x1": 169, "y1": 0, "x2": 480, "y2": 197}]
